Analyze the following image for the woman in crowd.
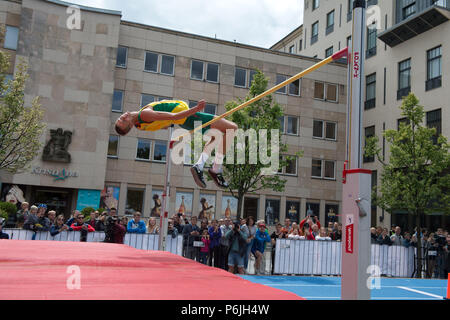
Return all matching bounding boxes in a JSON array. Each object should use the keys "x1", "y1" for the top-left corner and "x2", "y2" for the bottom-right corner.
[
  {"x1": 147, "y1": 217, "x2": 159, "y2": 234},
  {"x1": 50, "y1": 214, "x2": 70, "y2": 237},
  {"x1": 244, "y1": 216, "x2": 257, "y2": 271}
]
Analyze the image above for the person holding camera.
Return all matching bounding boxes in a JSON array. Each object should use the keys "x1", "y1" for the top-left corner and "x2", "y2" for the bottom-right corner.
[
  {"x1": 70, "y1": 214, "x2": 95, "y2": 242},
  {"x1": 167, "y1": 219, "x2": 178, "y2": 238},
  {"x1": 224, "y1": 221, "x2": 248, "y2": 275},
  {"x1": 300, "y1": 213, "x2": 321, "y2": 234},
  {"x1": 208, "y1": 219, "x2": 222, "y2": 268},
  {"x1": 182, "y1": 215, "x2": 201, "y2": 261}
]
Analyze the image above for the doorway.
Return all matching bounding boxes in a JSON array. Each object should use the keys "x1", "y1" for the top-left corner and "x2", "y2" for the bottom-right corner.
[
  {"x1": 33, "y1": 188, "x2": 73, "y2": 218},
  {"x1": 243, "y1": 197, "x2": 258, "y2": 220}
]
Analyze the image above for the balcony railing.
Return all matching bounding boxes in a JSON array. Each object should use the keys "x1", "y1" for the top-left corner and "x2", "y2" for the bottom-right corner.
[
  {"x1": 364, "y1": 98, "x2": 376, "y2": 110},
  {"x1": 325, "y1": 25, "x2": 334, "y2": 35},
  {"x1": 425, "y1": 76, "x2": 442, "y2": 91},
  {"x1": 366, "y1": 46, "x2": 377, "y2": 59},
  {"x1": 311, "y1": 35, "x2": 318, "y2": 45},
  {"x1": 397, "y1": 86, "x2": 411, "y2": 100}
]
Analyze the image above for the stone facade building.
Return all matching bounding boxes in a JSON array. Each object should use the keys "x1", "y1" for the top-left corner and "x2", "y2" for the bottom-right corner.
[{"x1": 0, "y1": 0, "x2": 347, "y2": 228}]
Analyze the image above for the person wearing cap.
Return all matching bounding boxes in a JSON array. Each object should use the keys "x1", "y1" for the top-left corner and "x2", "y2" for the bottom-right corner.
[{"x1": 251, "y1": 222, "x2": 271, "y2": 275}]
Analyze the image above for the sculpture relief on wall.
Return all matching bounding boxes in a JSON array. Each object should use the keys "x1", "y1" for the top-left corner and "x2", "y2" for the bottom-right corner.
[{"x1": 42, "y1": 128, "x2": 73, "y2": 163}]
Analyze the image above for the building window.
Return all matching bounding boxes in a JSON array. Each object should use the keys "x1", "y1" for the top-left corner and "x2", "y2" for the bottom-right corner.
[
  {"x1": 249, "y1": 70, "x2": 257, "y2": 87},
  {"x1": 365, "y1": 73, "x2": 376, "y2": 110},
  {"x1": 144, "y1": 52, "x2": 158, "y2": 73},
  {"x1": 136, "y1": 139, "x2": 151, "y2": 160},
  {"x1": 326, "y1": 83, "x2": 338, "y2": 102},
  {"x1": 234, "y1": 67, "x2": 247, "y2": 87},
  {"x1": 145, "y1": 51, "x2": 175, "y2": 75},
  {"x1": 326, "y1": 10, "x2": 335, "y2": 35},
  {"x1": 276, "y1": 74, "x2": 287, "y2": 94},
  {"x1": 426, "y1": 46, "x2": 442, "y2": 91},
  {"x1": 398, "y1": 58, "x2": 411, "y2": 100},
  {"x1": 299, "y1": 39, "x2": 303, "y2": 51},
  {"x1": 108, "y1": 135, "x2": 119, "y2": 157},
  {"x1": 312, "y1": 159, "x2": 336, "y2": 179},
  {"x1": 366, "y1": 24, "x2": 377, "y2": 58},
  {"x1": 125, "y1": 189, "x2": 144, "y2": 216},
  {"x1": 289, "y1": 45, "x2": 295, "y2": 54},
  {"x1": 287, "y1": 116, "x2": 299, "y2": 135},
  {"x1": 112, "y1": 90, "x2": 123, "y2": 112},
  {"x1": 289, "y1": 79, "x2": 301, "y2": 96},
  {"x1": 347, "y1": 35, "x2": 352, "y2": 48},
  {"x1": 347, "y1": 0, "x2": 353, "y2": 21},
  {"x1": 153, "y1": 140, "x2": 167, "y2": 162},
  {"x1": 141, "y1": 94, "x2": 155, "y2": 107},
  {"x1": 426, "y1": 109, "x2": 441, "y2": 145},
  {"x1": 312, "y1": 0, "x2": 320, "y2": 10},
  {"x1": 402, "y1": 0, "x2": 416, "y2": 20},
  {"x1": 1, "y1": 74, "x2": 13, "y2": 97},
  {"x1": 314, "y1": 81, "x2": 325, "y2": 99},
  {"x1": 116, "y1": 46, "x2": 128, "y2": 68},
  {"x1": 325, "y1": 46, "x2": 333, "y2": 58},
  {"x1": 397, "y1": 117, "x2": 410, "y2": 130},
  {"x1": 311, "y1": 21, "x2": 319, "y2": 44},
  {"x1": 189, "y1": 100, "x2": 216, "y2": 115},
  {"x1": 191, "y1": 60, "x2": 219, "y2": 83},
  {"x1": 313, "y1": 120, "x2": 337, "y2": 140},
  {"x1": 161, "y1": 55, "x2": 175, "y2": 75},
  {"x1": 364, "y1": 126, "x2": 375, "y2": 163},
  {"x1": 4, "y1": 26, "x2": 19, "y2": 50},
  {"x1": 280, "y1": 156, "x2": 297, "y2": 175}
]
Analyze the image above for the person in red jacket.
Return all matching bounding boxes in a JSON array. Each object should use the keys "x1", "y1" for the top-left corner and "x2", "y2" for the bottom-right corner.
[
  {"x1": 299, "y1": 213, "x2": 321, "y2": 232},
  {"x1": 70, "y1": 215, "x2": 95, "y2": 242}
]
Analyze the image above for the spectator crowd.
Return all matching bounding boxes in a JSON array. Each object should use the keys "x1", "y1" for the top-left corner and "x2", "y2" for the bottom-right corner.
[{"x1": 1, "y1": 201, "x2": 448, "y2": 279}]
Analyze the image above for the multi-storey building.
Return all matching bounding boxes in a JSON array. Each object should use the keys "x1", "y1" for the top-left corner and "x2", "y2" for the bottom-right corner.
[
  {"x1": 0, "y1": 0, "x2": 348, "y2": 228},
  {"x1": 273, "y1": 0, "x2": 449, "y2": 231}
]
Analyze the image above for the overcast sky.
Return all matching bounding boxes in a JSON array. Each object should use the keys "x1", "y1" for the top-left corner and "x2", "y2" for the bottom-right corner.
[{"x1": 71, "y1": 0, "x2": 304, "y2": 48}]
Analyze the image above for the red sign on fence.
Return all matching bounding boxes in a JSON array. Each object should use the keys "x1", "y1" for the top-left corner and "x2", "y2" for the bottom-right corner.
[{"x1": 345, "y1": 215, "x2": 354, "y2": 254}]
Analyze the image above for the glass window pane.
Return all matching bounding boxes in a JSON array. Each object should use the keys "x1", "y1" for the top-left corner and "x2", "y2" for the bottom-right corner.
[
  {"x1": 141, "y1": 94, "x2": 155, "y2": 107},
  {"x1": 326, "y1": 84, "x2": 337, "y2": 101},
  {"x1": 312, "y1": 159, "x2": 322, "y2": 177},
  {"x1": 276, "y1": 75, "x2": 287, "y2": 94},
  {"x1": 204, "y1": 103, "x2": 216, "y2": 115},
  {"x1": 206, "y1": 63, "x2": 219, "y2": 82},
  {"x1": 325, "y1": 122, "x2": 336, "y2": 140},
  {"x1": 4, "y1": 26, "x2": 19, "y2": 50},
  {"x1": 285, "y1": 157, "x2": 297, "y2": 175},
  {"x1": 112, "y1": 90, "x2": 123, "y2": 112},
  {"x1": 116, "y1": 46, "x2": 127, "y2": 67},
  {"x1": 189, "y1": 100, "x2": 198, "y2": 108},
  {"x1": 248, "y1": 70, "x2": 257, "y2": 87},
  {"x1": 235, "y1": 67, "x2": 247, "y2": 87},
  {"x1": 314, "y1": 81, "x2": 325, "y2": 99},
  {"x1": 289, "y1": 79, "x2": 300, "y2": 95},
  {"x1": 108, "y1": 135, "x2": 119, "y2": 156},
  {"x1": 191, "y1": 60, "x2": 204, "y2": 80},
  {"x1": 136, "y1": 139, "x2": 151, "y2": 160},
  {"x1": 367, "y1": 27, "x2": 377, "y2": 50},
  {"x1": 312, "y1": 22, "x2": 319, "y2": 36},
  {"x1": 125, "y1": 189, "x2": 144, "y2": 215},
  {"x1": 287, "y1": 116, "x2": 298, "y2": 135},
  {"x1": 161, "y1": 55, "x2": 174, "y2": 75},
  {"x1": 327, "y1": 11, "x2": 334, "y2": 27},
  {"x1": 324, "y1": 161, "x2": 335, "y2": 179},
  {"x1": 325, "y1": 47, "x2": 333, "y2": 58},
  {"x1": 144, "y1": 52, "x2": 158, "y2": 72},
  {"x1": 279, "y1": 116, "x2": 285, "y2": 133},
  {"x1": 153, "y1": 141, "x2": 167, "y2": 161},
  {"x1": 313, "y1": 120, "x2": 323, "y2": 138}
]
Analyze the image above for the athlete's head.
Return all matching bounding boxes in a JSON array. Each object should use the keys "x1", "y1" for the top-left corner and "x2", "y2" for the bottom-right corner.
[{"x1": 115, "y1": 112, "x2": 133, "y2": 136}]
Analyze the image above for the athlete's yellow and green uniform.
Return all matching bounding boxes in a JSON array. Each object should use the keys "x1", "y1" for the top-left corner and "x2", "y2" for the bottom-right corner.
[{"x1": 135, "y1": 100, "x2": 214, "y2": 134}]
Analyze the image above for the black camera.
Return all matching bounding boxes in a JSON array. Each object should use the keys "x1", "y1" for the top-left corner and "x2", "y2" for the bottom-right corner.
[{"x1": 233, "y1": 221, "x2": 240, "y2": 231}]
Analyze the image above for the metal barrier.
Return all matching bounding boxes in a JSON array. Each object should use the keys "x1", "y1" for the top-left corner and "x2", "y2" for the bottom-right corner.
[
  {"x1": 3, "y1": 229, "x2": 182, "y2": 256},
  {"x1": 273, "y1": 239, "x2": 416, "y2": 277}
]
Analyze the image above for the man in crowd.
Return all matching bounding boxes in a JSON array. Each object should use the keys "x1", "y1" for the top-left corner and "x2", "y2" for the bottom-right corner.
[
  {"x1": 390, "y1": 226, "x2": 403, "y2": 246},
  {"x1": 208, "y1": 219, "x2": 222, "y2": 268},
  {"x1": 23, "y1": 205, "x2": 50, "y2": 232},
  {"x1": 0, "y1": 218, "x2": 9, "y2": 239},
  {"x1": 172, "y1": 214, "x2": 184, "y2": 234},
  {"x1": 225, "y1": 220, "x2": 248, "y2": 275},
  {"x1": 167, "y1": 219, "x2": 178, "y2": 239},
  {"x1": 15, "y1": 201, "x2": 30, "y2": 228},
  {"x1": 282, "y1": 218, "x2": 292, "y2": 234},
  {"x1": 219, "y1": 218, "x2": 232, "y2": 270},
  {"x1": 47, "y1": 210, "x2": 56, "y2": 227},
  {"x1": 65, "y1": 210, "x2": 81, "y2": 226},
  {"x1": 127, "y1": 212, "x2": 147, "y2": 234},
  {"x1": 70, "y1": 214, "x2": 95, "y2": 242},
  {"x1": 182, "y1": 215, "x2": 201, "y2": 261}
]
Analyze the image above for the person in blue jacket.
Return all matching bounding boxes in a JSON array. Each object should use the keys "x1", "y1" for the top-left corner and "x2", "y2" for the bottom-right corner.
[
  {"x1": 208, "y1": 219, "x2": 222, "y2": 267},
  {"x1": 127, "y1": 212, "x2": 147, "y2": 234},
  {"x1": 252, "y1": 222, "x2": 271, "y2": 275}
]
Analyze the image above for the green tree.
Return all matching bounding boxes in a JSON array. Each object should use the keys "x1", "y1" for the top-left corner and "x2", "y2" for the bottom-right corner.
[
  {"x1": 0, "y1": 46, "x2": 45, "y2": 174},
  {"x1": 222, "y1": 70, "x2": 302, "y2": 220},
  {"x1": 365, "y1": 93, "x2": 450, "y2": 277}
]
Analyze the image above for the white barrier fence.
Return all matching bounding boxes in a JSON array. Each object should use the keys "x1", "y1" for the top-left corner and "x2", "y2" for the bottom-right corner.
[
  {"x1": 3, "y1": 229, "x2": 183, "y2": 256},
  {"x1": 274, "y1": 239, "x2": 415, "y2": 278}
]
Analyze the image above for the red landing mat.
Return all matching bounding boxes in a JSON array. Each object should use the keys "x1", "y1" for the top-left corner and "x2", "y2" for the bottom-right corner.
[{"x1": 0, "y1": 240, "x2": 303, "y2": 300}]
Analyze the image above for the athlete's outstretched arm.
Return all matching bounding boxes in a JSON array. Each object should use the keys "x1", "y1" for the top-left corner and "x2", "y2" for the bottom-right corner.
[{"x1": 139, "y1": 100, "x2": 205, "y2": 122}]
